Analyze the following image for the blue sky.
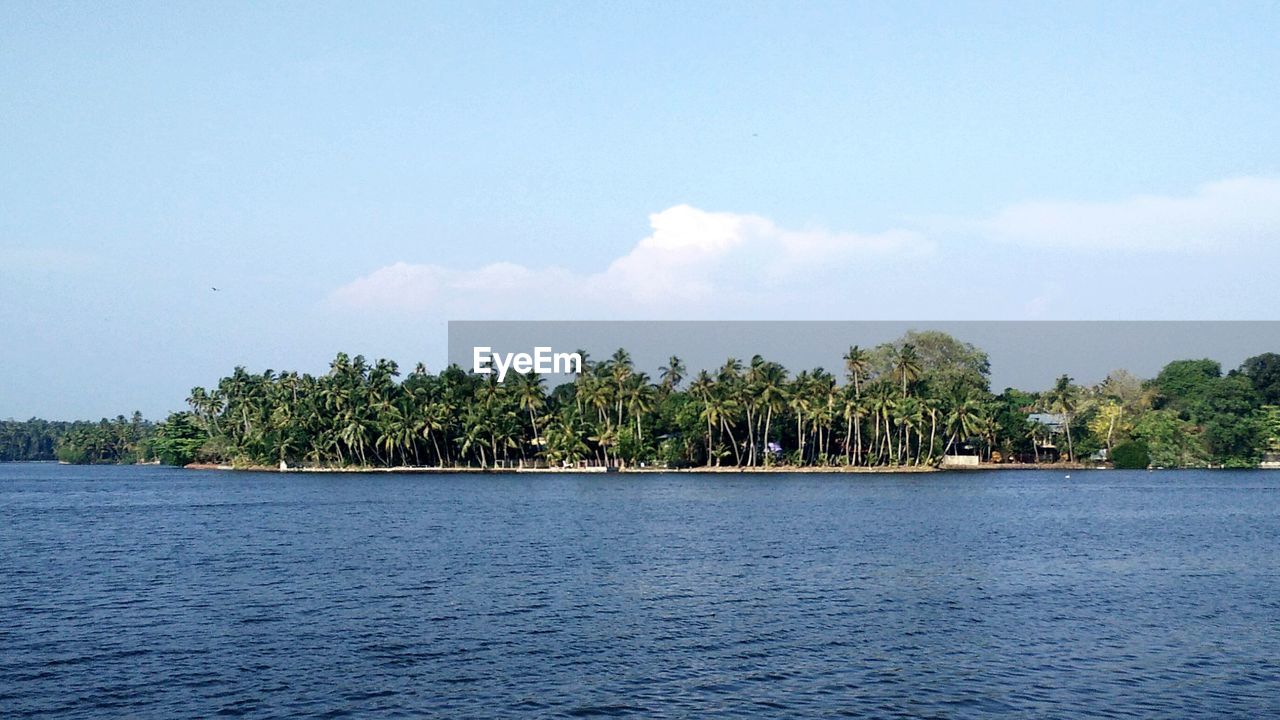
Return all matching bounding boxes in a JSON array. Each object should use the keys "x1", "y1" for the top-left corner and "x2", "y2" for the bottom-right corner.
[{"x1": 3, "y1": 1, "x2": 1279, "y2": 418}]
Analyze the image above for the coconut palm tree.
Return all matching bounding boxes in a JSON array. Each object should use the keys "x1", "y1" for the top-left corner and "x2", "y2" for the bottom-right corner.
[
  {"x1": 544, "y1": 414, "x2": 589, "y2": 466},
  {"x1": 944, "y1": 392, "x2": 983, "y2": 459},
  {"x1": 659, "y1": 356, "x2": 686, "y2": 393},
  {"x1": 625, "y1": 373, "x2": 655, "y2": 444},
  {"x1": 608, "y1": 348, "x2": 634, "y2": 426},
  {"x1": 755, "y1": 361, "x2": 787, "y2": 466},
  {"x1": 378, "y1": 404, "x2": 417, "y2": 466},
  {"x1": 339, "y1": 408, "x2": 371, "y2": 466},
  {"x1": 170, "y1": 332, "x2": 1030, "y2": 471},
  {"x1": 790, "y1": 371, "x2": 813, "y2": 463},
  {"x1": 809, "y1": 368, "x2": 837, "y2": 464},
  {"x1": 705, "y1": 390, "x2": 742, "y2": 466},
  {"x1": 689, "y1": 370, "x2": 716, "y2": 464},
  {"x1": 460, "y1": 411, "x2": 489, "y2": 467},
  {"x1": 1048, "y1": 375, "x2": 1077, "y2": 462},
  {"x1": 868, "y1": 383, "x2": 897, "y2": 465},
  {"x1": 893, "y1": 343, "x2": 923, "y2": 397},
  {"x1": 840, "y1": 387, "x2": 864, "y2": 464},
  {"x1": 923, "y1": 397, "x2": 941, "y2": 464},
  {"x1": 517, "y1": 372, "x2": 546, "y2": 451},
  {"x1": 896, "y1": 395, "x2": 924, "y2": 464}
]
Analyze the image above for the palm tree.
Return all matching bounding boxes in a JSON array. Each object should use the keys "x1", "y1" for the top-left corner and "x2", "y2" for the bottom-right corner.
[
  {"x1": 896, "y1": 395, "x2": 924, "y2": 464},
  {"x1": 923, "y1": 397, "x2": 941, "y2": 464},
  {"x1": 810, "y1": 368, "x2": 836, "y2": 464},
  {"x1": 1049, "y1": 375, "x2": 1077, "y2": 462},
  {"x1": 461, "y1": 411, "x2": 489, "y2": 467},
  {"x1": 705, "y1": 390, "x2": 741, "y2": 466},
  {"x1": 339, "y1": 408, "x2": 370, "y2": 466},
  {"x1": 417, "y1": 400, "x2": 447, "y2": 466},
  {"x1": 171, "y1": 333, "x2": 1030, "y2": 472},
  {"x1": 579, "y1": 375, "x2": 611, "y2": 427},
  {"x1": 868, "y1": 383, "x2": 896, "y2": 465},
  {"x1": 378, "y1": 405, "x2": 417, "y2": 466},
  {"x1": 790, "y1": 371, "x2": 813, "y2": 464},
  {"x1": 944, "y1": 392, "x2": 983, "y2": 460},
  {"x1": 690, "y1": 370, "x2": 716, "y2": 464},
  {"x1": 840, "y1": 388, "x2": 864, "y2": 465},
  {"x1": 893, "y1": 343, "x2": 922, "y2": 397},
  {"x1": 756, "y1": 361, "x2": 787, "y2": 466},
  {"x1": 979, "y1": 412, "x2": 1001, "y2": 462},
  {"x1": 1026, "y1": 421, "x2": 1042, "y2": 464},
  {"x1": 719, "y1": 357, "x2": 743, "y2": 382},
  {"x1": 843, "y1": 346, "x2": 871, "y2": 464},
  {"x1": 659, "y1": 356, "x2": 686, "y2": 393},
  {"x1": 517, "y1": 372, "x2": 546, "y2": 451},
  {"x1": 544, "y1": 415, "x2": 588, "y2": 466},
  {"x1": 625, "y1": 373, "x2": 655, "y2": 444},
  {"x1": 588, "y1": 421, "x2": 618, "y2": 467},
  {"x1": 843, "y1": 345, "x2": 870, "y2": 393},
  {"x1": 609, "y1": 348, "x2": 634, "y2": 426}
]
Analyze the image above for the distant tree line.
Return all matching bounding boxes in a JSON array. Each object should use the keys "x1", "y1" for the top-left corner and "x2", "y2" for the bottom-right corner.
[
  {"x1": 8, "y1": 335, "x2": 1279, "y2": 470},
  {"x1": 0, "y1": 414, "x2": 154, "y2": 464},
  {"x1": 0, "y1": 418, "x2": 67, "y2": 461}
]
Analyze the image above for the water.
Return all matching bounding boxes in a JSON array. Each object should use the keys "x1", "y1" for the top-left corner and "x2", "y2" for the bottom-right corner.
[{"x1": 2, "y1": 464, "x2": 1279, "y2": 718}]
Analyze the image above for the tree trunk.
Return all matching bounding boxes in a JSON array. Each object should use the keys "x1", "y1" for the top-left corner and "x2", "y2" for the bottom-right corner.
[
  {"x1": 796, "y1": 415, "x2": 802, "y2": 464},
  {"x1": 855, "y1": 415, "x2": 862, "y2": 466},
  {"x1": 723, "y1": 419, "x2": 741, "y2": 466},
  {"x1": 927, "y1": 415, "x2": 937, "y2": 463},
  {"x1": 707, "y1": 416, "x2": 715, "y2": 467},
  {"x1": 763, "y1": 407, "x2": 773, "y2": 466}
]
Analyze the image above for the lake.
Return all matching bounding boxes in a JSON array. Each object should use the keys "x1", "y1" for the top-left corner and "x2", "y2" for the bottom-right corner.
[{"x1": 2, "y1": 464, "x2": 1279, "y2": 718}]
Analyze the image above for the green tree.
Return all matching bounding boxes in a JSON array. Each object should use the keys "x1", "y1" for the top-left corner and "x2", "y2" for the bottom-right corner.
[
  {"x1": 1241, "y1": 353, "x2": 1280, "y2": 405},
  {"x1": 1132, "y1": 409, "x2": 1206, "y2": 468},
  {"x1": 1047, "y1": 375, "x2": 1078, "y2": 462},
  {"x1": 1111, "y1": 441, "x2": 1151, "y2": 469},
  {"x1": 1154, "y1": 359, "x2": 1221, "y2": 412},
  {"x1": 152, "y1": 412, "x2": 206, "y2": 466}
]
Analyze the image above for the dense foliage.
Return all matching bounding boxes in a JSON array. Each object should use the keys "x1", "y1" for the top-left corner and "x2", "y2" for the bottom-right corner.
[
  {"x1": 0, "y1": 418, "x2": 67, "y2": 461},
  {"x1": 159, "y1": 332, "x2": 1280, "y2": 469},
  {"x1": 0, "y1": 414, "x2": 155, "y2": 464},
  {"x1": 8, "y1": 332, "x2": 1279, "y2": 469},
  {"x1": 1111, "y1": 441, "x2": 1151, "y2": 470}
]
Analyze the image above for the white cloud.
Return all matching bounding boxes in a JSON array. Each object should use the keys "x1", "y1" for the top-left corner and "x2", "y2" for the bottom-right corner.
[
  {"x1": 329, "y1": 176, "x2": 1280, "y2": 322},
  {"x1": 972, "y1": 176, "x2": 1280, "y2": 251},
  {"x1": 331, "y1": 204, "x2": 933, "y2": 317}
]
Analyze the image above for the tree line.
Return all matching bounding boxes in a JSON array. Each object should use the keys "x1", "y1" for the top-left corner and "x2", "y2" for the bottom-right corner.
[
  {"x1": 10, "y1": 330, "x2": 1274, "y2": 471},
  {"x1": 6, "y1": 332, "x2": 1279, "y2": 470},
  {"x1": 0, "y1": 414, "x2": 154, "y2": 464}
]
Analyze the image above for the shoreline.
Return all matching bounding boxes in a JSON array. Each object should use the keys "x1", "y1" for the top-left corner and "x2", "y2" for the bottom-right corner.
[{"x1": 182, "y1": 462, "x2": 1097, "y2": 474}]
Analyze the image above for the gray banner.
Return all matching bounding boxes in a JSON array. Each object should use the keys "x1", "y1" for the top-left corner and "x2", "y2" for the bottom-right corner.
[{"x1": 447, "y1": 321, "x2": 1280, "y2": 391}]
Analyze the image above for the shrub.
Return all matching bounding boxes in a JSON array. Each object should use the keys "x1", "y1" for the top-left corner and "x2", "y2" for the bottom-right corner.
[{"x1": 1111, "y1": 441, "x2": 1151, "y2": 469}]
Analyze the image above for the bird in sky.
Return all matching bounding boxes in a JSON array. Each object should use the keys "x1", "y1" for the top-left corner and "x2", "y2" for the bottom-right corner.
[{"x1": 211, "y1": 287, "x2": 220, "y2": 292}]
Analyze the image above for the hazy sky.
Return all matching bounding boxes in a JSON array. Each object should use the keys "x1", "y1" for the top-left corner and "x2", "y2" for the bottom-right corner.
[{"x1": 3, "y1": 2, "x2": 1279, "y2": 419}]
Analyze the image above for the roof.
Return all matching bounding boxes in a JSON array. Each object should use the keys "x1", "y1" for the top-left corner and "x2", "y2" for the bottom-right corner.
[{"x1": 1028, "y1": 412, "x2": 1067, "y2": 429}]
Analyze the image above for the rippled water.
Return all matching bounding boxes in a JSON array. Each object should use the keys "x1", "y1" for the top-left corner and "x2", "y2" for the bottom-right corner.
[{"x1": 2, "y1": 464, "x2": 1280, "y2": 718}]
